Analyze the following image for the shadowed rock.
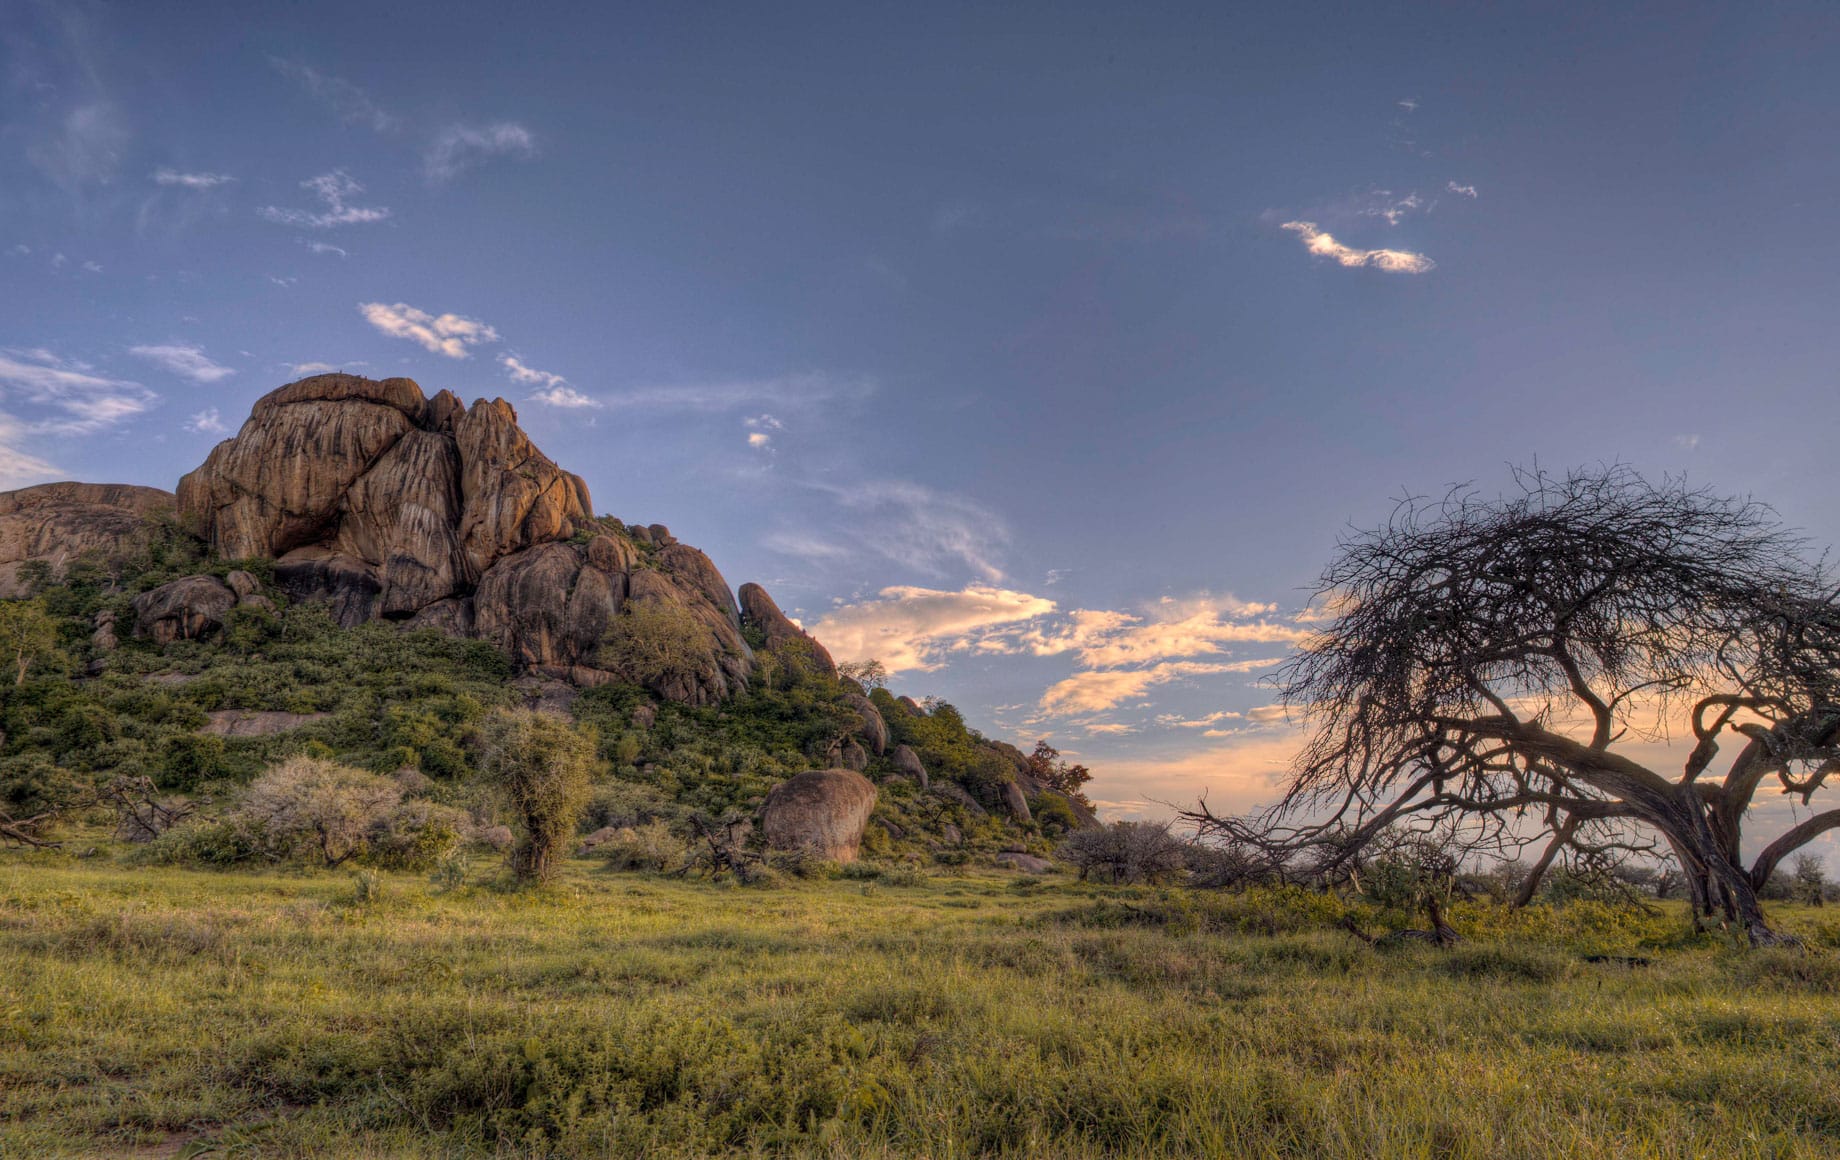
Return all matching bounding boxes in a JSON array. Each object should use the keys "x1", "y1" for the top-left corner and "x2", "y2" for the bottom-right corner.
[
  {"x1": 132, "y1": 575, "x2": 236, "y2": 644},
  {"x1": 738, "y1": 582, "x2": 836, "y2": 677}
]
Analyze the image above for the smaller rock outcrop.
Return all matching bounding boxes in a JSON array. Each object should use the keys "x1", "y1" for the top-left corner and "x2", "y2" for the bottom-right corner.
[
  {"x1": 0, "y1": 482, "x2": 176, "y2": 597},
  {"x1": 1000, "y1": 781, "x2": 1034, "y2": 824},
  {"x1": 844, "y1": 692, "x2": 887, "y2": 755},
  {"x1": 738, "y1": 583, "x2": 836, "y2": 676},
  {"x1": 761, "y1": 768, "x2": 878, "y2": 862},
  {"x1": 890, "y1": 744, "x2": 929, "y2": 789},
  {"x1": 996, "y1": 852, "x2": 1052, "y2": 874},
  {"x1": 131, "y1": 575, "x2": 236, "y2": 644}
]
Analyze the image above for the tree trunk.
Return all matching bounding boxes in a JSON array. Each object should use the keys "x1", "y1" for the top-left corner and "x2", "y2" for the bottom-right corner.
[
  {"x1": 1513, "y1": 817, "x2": 1579, "y2": 908},
  {"x1": 1665, "y1": 789, "x2": 1792, "y2": 947}
]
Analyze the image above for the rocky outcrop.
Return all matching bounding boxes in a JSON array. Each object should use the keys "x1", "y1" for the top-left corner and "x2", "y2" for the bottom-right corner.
[
  {"x1": 1001, "y1": 781, "x2": 1034, "y2": 824},
  {"x1": 131, "y1": 575, "x2": 237, "y2": 644},
  {"x1": 996, "y1": 852, "x2": 1052, "y2": 874},
  {"x1": 891, "y1": 744, "x2": 929, "y2": 789},
  {"x1": 738, "y1": 582, "x2": 836, "y2": 676},
  {"x1": 200, "y1": 710, "x2": 330, "y2": 737},
  {"x1": 844, "y1": 692, "x2": 887, "y2": 755},
  {"x1": 761, "y1": 768, "x2": 878, "y2": 862},
  {"x1": 177, "y1": 374, "x2": 589, "y2": 618},
  {"x1": 0, "y1": 482, "x2": 175, "y2": 597}
]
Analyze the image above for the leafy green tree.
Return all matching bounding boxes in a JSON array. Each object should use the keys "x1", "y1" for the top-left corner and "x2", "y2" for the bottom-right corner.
[
  {"x1": 0, "y1": 600, "x2": 59, "y2": 685},
  {"x1": 838, "y1": 658, "x2": 888, "y2": 691},
  {"x1": 480, "y1": 708, "x2": 596, "y2": 883},
  {"x1": 598, "y1": 602, "x2": 708, "y2": 692}
]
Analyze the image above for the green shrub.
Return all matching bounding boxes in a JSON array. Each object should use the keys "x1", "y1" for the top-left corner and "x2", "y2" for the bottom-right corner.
[
  {"x1": 480, "y1": 709, "x2": 596, "y2": 884},
  {"x1": 156, "y1": 733, "x2": 225, "y2": 791},
  {"x1": 596, "y1": 821, "x2": 686, "y2": 872}
]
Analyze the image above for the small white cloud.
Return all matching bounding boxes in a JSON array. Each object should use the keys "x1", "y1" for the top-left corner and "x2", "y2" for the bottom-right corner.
[
  {"x1": 425, "y1": 122, "x2": 536, "y2": 182},
  {"x1": 50, "y1": 252, "x2": 67, "y2": 269},
  {"x1": 1674, "y1": 434, "x2": 1701, "y2": 450},
  {"x1": 358, "y1": 301, "x2": 499, "y2": 358},
  {"x1": 1398, "y1": 98, "x2": 1419, "y2": 112},
  {"x1": 1280, "y1": 221, "x2": 1435, "y2": 274},
  {"x1": 81, "y1": 260, "x2": 102, "y2": 273},
  {"x1": 268, "y1": 275, "x2": 297, "y2": 287},
  {"x1": 8, "y1": 245, "x2": 28, "y2": 257},
  {"x1": 288, "y1": 361, "x2": 357, "y2": 375},
  {"x1": 1446, "y1": 182, "x2": 1478, "y2": 198},
  {"x1": 499, "y1": 353, "x2": 564, "y2": 388},
  {"x1": 260, "y1": 171, "x2": 391, "y2": 229},
  {"x1": 185, "y1": 407, "x2": 227, "y2": 434},
  {"x1": 152, "y1": 168, "x2": 234, "y2": 189},
  {"x1": 747, "y1": 431, "x2": 771, "y2": 448},
  {"x1": 1360, "y1": 191, "x2": 1424, "y2": 226},
  {"x1": 304, "y1": 241, "x2": 348, "y2": 258},
  {"x1": 811, "y1": 584, "x2": 1058, "y2": 674},
  {"x1": 529, "y1": 384, "x2": 600, "y2": 409},
  {"x1": 1041, "y1": 660, "x2": 1268, "y2": 715},
  {"x1": 745, "y1": 413, "x2": 785, "y2": 431},
  {"x1": 129, "y1": 343, "x2": 235, "y2": 383}
]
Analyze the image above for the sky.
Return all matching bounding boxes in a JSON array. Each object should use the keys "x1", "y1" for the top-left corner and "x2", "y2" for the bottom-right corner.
[{"x1": 4, "y1": 1, "x2": 1839, "y2": 831}]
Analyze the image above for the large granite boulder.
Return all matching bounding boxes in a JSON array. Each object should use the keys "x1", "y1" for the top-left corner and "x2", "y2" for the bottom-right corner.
[
  {"x1": 738, "y1": 582, "x2": 836, "y2": 676},
  {"x1": 761, "y1": 768, "x2": 878, "y2": 863},
  {"x1": 131, "y1": 575, "x2": 236, "y2": 644},
  {"x1": 472, "y1": 542, "x2": 625, "y2": 671},
  {"x1": 0, "y1": 482, "x2": 175, "y2": 597}
]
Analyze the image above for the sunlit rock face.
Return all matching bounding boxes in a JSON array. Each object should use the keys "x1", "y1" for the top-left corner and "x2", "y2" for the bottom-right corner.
[{"x1": 0, "y1": 482, "x2": 176, "y2": 597}]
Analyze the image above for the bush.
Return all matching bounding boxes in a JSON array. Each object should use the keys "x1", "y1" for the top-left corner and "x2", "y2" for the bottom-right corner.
[
  {"x1": 480, "y1": 709, "x2": 596, "y2": 883},
  {"x1": 596, "y1": 602, "x2": 709, "y2": 693},
  {"x1": 363, "y1": 800, "x2": 464, "y2": 871},
  {"x1": 233, "y1": 756, "x2": 403, "y2": 867},
  {"x1": 156, "y1": 733, "x2": 225, "y2": 791},
  {"x1": 596, "y1": 821, "x2": 686, "y2": 872}
]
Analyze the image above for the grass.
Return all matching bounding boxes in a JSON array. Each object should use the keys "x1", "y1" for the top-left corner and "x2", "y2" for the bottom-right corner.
[{"x1": 3, "y1": 853, "x2": 1840, "y2": 1158}]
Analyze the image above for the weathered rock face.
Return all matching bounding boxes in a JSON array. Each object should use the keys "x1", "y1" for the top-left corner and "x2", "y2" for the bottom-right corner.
[
  {"x1": 177, "y1": 374, "x2": 589, "y2": 618},
  {"x1": 738, "y1": 582, "x2": 836, "y2": 676},
  {"x1": 1001, "y1": 780, "x2": 1034, "y2": 824},
  {"x1": 453, "y1": 398, "x2": 592, "y2": 577},
  {"x1": 0, "y1": 482, "x2": 176, "y2": 597},
  {"x1": 132, "y1": 575, "x2": 236, "y2": 644},
  {"x1": 761, "y1": 768, "x2": 878, "y2": 862}
]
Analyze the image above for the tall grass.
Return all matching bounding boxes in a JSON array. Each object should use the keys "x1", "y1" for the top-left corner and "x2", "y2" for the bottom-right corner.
[{"x1": 2, "y1": 852, "x2": 1838, "y2": 1157}]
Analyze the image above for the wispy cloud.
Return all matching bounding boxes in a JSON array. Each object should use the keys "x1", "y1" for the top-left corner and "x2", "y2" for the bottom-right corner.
[
  {"x1": 1397, "y1": 98, "x2": 1420, "y2": 112},
  {"x1": 260, "y1": 171, "x2": 391, "y2": 229},
  {"x1": 304, "y1": 241, "x2": 348, "y2": 258},
  {"x1": 1361, "y1": 191, "x2": 1423, "y2": 226},
  {"x1": 129, "y1": 344, "x2": 235, "y2": 383},
  {"x1": 27, "y1": 102, "x2": 127, "y2": 191},
  {"x1": 1280, "y1": 221, "x2": 1435, "y2": 274},
  {"x1": 1018, "y1": 594, "x2": 1305, "y2": 668},
  {"x1": 0, "y1": 419, "x2": 62, "y2": 488},
  {"x1": 0, "y1": 349, "x2": 158, "y2": 435},
  {"x1": 598, "y1": 373, "x2": 874, "y2": 414},
  {"x1": 1673, "y1": 434, "x2": 1701, "y2": 450},
  {"x1": 425, "y1": 122, "x2": 536, "y2": 182},
  {"x1": 185, "y1": 407, "x2": 227, "y2": 434},
  {"x1": 1446, "y1": 181, "x2": 1478, "y2": 198},
  {"x1": 811, "y1": 585, "x2": 1059, "y2": 674},
  {"x1": 359, "y1": 302, "x2": 498, "y2": 358},
  {"x1": 270, "y1": 58, "x2": 399, "y2": 132},
  {"x1": 808, "y1": 479, "x2": 1010, "y2": 581},
  {"x1": 1041, "y1": 660, "x2": 1272, "y2": 715},
  {"x1": 152, "y1": 168, "x2": 233, "y2": 190}
]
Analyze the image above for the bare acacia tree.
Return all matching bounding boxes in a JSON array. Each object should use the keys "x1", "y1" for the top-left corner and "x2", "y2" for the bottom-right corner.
[{"x1": 1182, "y1": 466, "x2": 1840, "y2": 946}]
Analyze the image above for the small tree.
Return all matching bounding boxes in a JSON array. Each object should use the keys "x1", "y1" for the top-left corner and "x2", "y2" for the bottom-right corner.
[
  {"x1": 480, "y1": 708, "x2": 595, "y2": 883},
  {"x1": 1061, "y1": 821, "x2": 1189, "y2": 884},
  {"x1": 838, "y1": 659, "x2": 888, "y2": 691},
  {"x1": 0, "y1": 599, "x2": 59, "y2": 685},
  {"x1": 1791, "y1": 854, "x2": 1829, "y2": 907},
  {"x1": 1025, "y1": 740, "x2": 1094, "y2": 809},
  {"x1": 598, "y1": 601, "x2": 709, "y2": 693}
]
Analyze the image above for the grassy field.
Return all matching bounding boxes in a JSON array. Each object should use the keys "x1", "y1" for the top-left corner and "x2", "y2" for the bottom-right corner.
[{"x1": 4, "y1": 853, "x2": 1840, "y2": 1158}]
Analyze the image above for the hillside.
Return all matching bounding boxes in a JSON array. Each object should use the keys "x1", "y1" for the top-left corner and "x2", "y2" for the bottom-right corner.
[{"x1": 0, "y1": 373, "x2": 1095, "y2": 863}]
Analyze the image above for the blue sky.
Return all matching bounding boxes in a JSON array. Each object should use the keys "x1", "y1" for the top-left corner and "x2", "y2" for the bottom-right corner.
[{"x1": 5, "y1": 1, "x2": 1839, "y2": 822}]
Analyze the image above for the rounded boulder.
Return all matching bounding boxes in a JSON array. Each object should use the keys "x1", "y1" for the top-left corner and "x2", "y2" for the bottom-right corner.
[{"x1": 761, "y1": 768, "x2": 878, "y2": 863}]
